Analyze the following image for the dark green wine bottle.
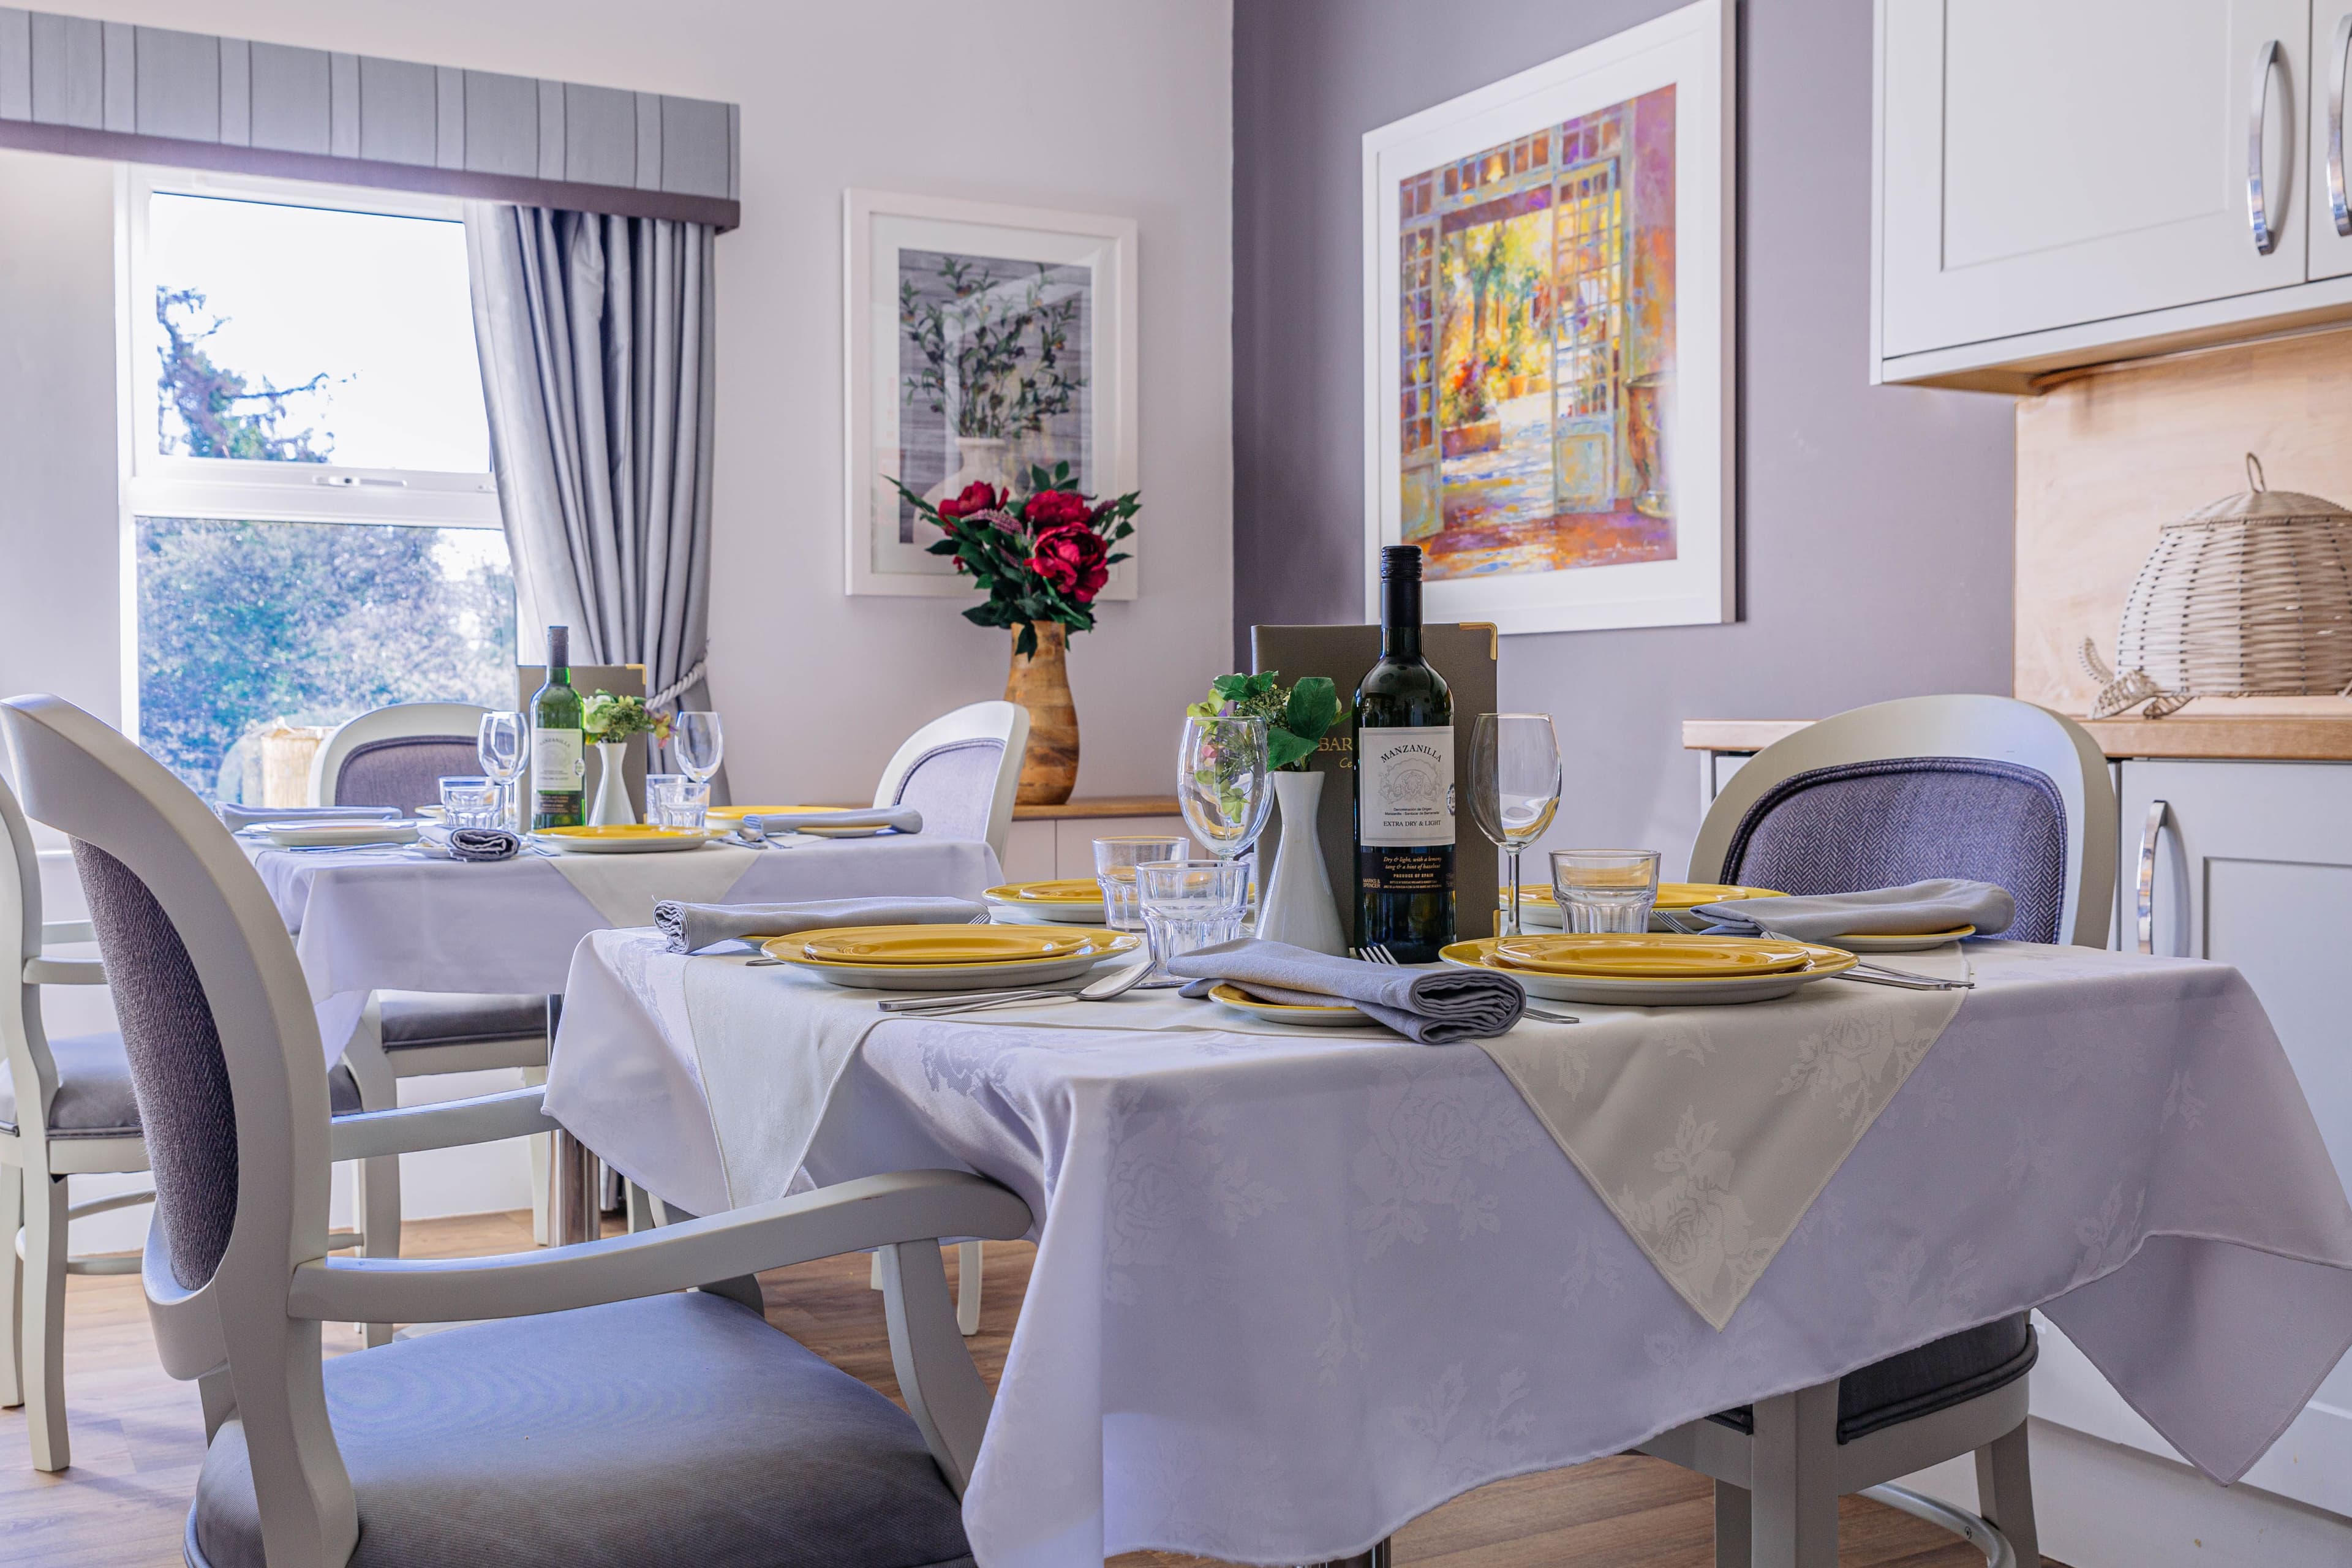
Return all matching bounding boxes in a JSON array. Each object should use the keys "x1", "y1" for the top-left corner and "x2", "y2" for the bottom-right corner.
[
  {"x1": 1353, "y1": 545, "x2": 1455, "y2": 961},
  {"x1": 530, "y1": 625, "x2": 585, "y2": 830}
]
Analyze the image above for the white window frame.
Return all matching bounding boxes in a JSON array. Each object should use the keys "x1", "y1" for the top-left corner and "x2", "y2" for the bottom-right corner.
[{"x1": 117, "y1": 165, "x2": 505, "y2": 736}]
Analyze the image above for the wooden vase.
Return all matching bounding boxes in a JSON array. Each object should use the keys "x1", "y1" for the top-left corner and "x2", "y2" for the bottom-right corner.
[{"x1": 1006, "y1": 621, "x2": 1079, "y2": 805}]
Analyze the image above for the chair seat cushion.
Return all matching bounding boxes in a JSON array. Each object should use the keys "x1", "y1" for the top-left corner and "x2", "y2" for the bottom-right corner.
[
  {"x1": 2, "y1": 1033, "x2": 364, "y2": 1139},
  {"x1": 379, "y1": 993, "x2": 548, "y2": 1050},
  {"x1": 189, "y1": 1292, "x2": 974, "y2": 1568},
  {"x1": 1709, "y1": 1314, "x2": 2035, "y2": 1445}
]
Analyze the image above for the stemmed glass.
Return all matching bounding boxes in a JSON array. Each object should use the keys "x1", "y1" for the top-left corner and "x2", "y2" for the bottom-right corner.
[
  {"x1": 476, "y1": 711, "x2": 526, "y2": 831},
  {"x1": 671, "y1": 712, "x2": 725, "y2": 797},
  {"x1": 1177, "y1": 716, "x2": 1273, "y2": 865},
  {"x1": 1471, "y1": 713, "x2": 1563, "y2": 937}
]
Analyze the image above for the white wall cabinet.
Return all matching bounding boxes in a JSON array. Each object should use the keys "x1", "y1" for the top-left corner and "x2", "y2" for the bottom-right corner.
[{"x1": 1875, "y1": 0, "x2": 2352, "y2": 390}]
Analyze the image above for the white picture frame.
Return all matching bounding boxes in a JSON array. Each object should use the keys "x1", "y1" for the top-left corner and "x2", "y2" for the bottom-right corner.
[
  {"x1": 843, "y1": 189, "x2": 1139, "y2": 598},
  {"x1": 1361, "y1": 0, "x2": 1735, "y2": 635}
]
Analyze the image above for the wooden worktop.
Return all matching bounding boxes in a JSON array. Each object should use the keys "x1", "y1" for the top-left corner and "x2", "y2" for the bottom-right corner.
[
  {"x1": 1682, "y1": 716, "x2": 2352, "y2": 763},
  {"x1": 1011, "y1": 794, "x2": 1181, "y2": 821}
]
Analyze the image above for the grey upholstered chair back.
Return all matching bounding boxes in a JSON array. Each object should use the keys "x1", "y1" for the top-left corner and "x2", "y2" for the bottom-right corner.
[
  {"x1": 1719, "y1": 757, "x2": 2068, "y2": 943},
  {"x1": 70, "y1": 840, "x2": 239, "y2": 1287},
  {"x1": 333, "y1": 737, "x2": 478, "y2": 813},
  {"x1": 887, "y1": 738, "x2": 1006, "y2": 845}
]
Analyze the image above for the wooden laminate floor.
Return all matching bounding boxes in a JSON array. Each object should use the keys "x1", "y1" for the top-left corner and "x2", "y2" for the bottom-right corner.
[{"x1": 0, "y1": 1212, "x2": 2033, "y2": 1567}]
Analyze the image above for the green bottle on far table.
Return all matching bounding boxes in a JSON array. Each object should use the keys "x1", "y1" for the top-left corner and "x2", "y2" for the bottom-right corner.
[
  {"x1": 1352, "y1": 544, "x2": 1455, "y2": 962},
  {"x1": 531, "y1": 625, "x2": 585, "y2": 830}
]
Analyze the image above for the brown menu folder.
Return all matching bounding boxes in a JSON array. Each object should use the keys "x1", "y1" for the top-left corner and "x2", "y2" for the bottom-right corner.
[
  {"x1": 516, "y1": 663, "x2": 647, "y2": 819},
  {"x1": 1248, "y1": 624, "x2": 1500, "y2": 947}
]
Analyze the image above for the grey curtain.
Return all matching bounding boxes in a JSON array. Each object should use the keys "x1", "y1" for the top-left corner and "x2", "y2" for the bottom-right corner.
[{"x1": 464, "y1": 204, "x2": 717, "y2": 722}]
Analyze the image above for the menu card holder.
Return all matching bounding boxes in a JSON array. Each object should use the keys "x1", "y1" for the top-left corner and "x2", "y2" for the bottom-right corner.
[{"x1": 1248, "y1": 624, "x2": 1501, "y2": 946}]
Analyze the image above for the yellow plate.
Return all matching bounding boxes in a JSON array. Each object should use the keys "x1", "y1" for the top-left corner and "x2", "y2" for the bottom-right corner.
[
  {"x1": 794, "y1": 925, "x2": 1101, "y2": 966},
  {"x1": 1515, "y1": 882, "x2": 1785, "y2": 910},
  {"x1": 986, "y1": 879, "x2": 1106, "y2": 905},
  {"x1": 706, "y1": 804, "x2": 852, "y2": 823},
  {"x1": 1490, "y1": 933, "x2": 1816, "y2": 978},
  {"x1": 761, "y1": 928, "x2": 1139, "y2": 973},
  {"x1": 1207, "y1": 982, "x2": 1366, "y2": 1025}
]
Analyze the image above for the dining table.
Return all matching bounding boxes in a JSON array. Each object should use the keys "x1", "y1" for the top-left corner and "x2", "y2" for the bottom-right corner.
[{"x1": 543, "y1": 929, "x2": 2352, "y2": 1567}]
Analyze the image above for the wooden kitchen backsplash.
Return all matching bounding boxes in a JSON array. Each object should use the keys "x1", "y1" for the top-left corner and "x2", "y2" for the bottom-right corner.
[{"x1": 2016, "y1": 325, "x2": 2352, "y2": 718}]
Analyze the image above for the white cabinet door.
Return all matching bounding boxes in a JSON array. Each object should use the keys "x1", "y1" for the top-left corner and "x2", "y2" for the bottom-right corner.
[
  {"x1": 2310, "y1": 1, "x2": 2352, "y2": 275},
  {"x1": 2103, "y1": 758, "x2": 2352, "y2": 1515},
  {"x1": 1880, "y1": 0, "x2": 2309, "y2": 359}
]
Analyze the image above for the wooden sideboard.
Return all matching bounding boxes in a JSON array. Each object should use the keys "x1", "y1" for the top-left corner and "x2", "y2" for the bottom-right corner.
[{"x1": 1001, "y1": 795, "x2": 1192, "y2": 883}]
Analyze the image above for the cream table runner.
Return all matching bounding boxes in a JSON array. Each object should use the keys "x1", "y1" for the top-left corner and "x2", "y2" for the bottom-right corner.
[
  {"x1": 542, "y1": 840, "x2": 770, "y2": 925},
  {"x1": 1478, "y1": 945, "x2": 1969, "y2": 1326}
]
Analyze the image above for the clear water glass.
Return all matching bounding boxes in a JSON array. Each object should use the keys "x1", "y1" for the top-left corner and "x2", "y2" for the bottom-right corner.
[
  {"x1": 672, "y1": 711, "x2": 724, "y2": 786},
  {"x1": 646, "y1": 774, "x2": 709, "y2": 829},
  {"x1": 1095, "y1": 834, "x2": 1188, "y2": 932},
  {"x1": 477, "y1": 710, "x2": 526, "y2": 829},
  {"x1": 1177, "y1": 716, "x2": 1272, "y2": 861},
  {"x1": 1471, "y1": 714, "x2": 1563, "y2": 937},
  {"x1": 1137, "y1": 858, "x2": 1248, "y2": 980},
  {"x1": 1550, "y1": 849, "x2": 1661, "y2": 933},
  {"x1": 439, "y1": 775, "x2": 500, "y2": 829}
]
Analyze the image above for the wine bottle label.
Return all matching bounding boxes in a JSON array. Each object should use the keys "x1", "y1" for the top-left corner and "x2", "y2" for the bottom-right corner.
[
  {"x1": 1357, "y1": 726, "x2": 1455, "y2": 846},
  {"x1": 533, "y1": 729, "x2": 583, "y2": 794}
]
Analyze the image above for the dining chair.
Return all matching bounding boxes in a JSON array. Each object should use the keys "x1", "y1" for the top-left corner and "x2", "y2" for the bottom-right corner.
[
  {"x1": 869, "y1": 698, "x2": 1029, "y2": 1333},
  {"x1": 0, "y1": 769, "x2": 372, "y2": 1472},
  {"x1": 1646, "y1": 694, "x2": 2117, "y2": 1567},
  {"x1": 309, "y1": 701, "x2": 554, "y2": 1335},
  {"x1": 1, "y1": 692, "x2": 1028, "y2": 1568},
  {"x1": 873, "y1": 699, "x2": 1030, "y2": 865}
]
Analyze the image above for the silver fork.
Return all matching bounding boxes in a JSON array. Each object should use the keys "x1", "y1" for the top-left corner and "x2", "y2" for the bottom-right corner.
[{"x1": 1358, "y1": 943, "x2": 1579, "y2": 1024}]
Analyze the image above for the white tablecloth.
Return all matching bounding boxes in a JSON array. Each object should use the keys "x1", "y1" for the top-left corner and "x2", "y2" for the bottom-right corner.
[
  {"x1": 247, "y1": 834, "x2": 1000, "y2": 1054},
  {"x1": 547, "y1": 936, "x2": 2352, "y2": 1567}
]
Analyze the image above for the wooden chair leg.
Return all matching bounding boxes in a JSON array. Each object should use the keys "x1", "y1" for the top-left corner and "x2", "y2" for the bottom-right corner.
[
  {"x1": 956, "y1": 1240, "x2": 983, "y2": 1336},
  {"x1": 1746, "y1": 1382, "x2": 1839, "y2": 1568},
  {"x1": 0, "y1": 1163, "x2": 21, "y2": 1410},
  {"x1": 1975, "y1": 1422, "x2": 2040, "y2": 1567},
  {"x1": 1714, "y1": 1479, "x2": 1754, "y2": 1568},
  {"x1": 354, "y1": 1155, "x2": 401, "y2": 1348},
  {"x1": 22, "y1": 1170, "x2": 69, "y2": 1471}
]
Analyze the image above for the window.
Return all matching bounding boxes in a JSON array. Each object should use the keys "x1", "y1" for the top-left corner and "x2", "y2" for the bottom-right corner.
[{"x1": 123, "y1": 170, "x2": 514, "y2": 799}]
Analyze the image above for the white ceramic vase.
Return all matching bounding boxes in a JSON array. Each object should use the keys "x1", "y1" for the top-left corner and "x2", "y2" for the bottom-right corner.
[
  {"x1": 587, "y1": 740, "x2": 634, "y2": 826},
  {"x1": 923, "y1": 435, "x2": 1011, "y2": 509},
  {"x1": 1254, "y1": 770, "x2": 1346, "y2": 955}
]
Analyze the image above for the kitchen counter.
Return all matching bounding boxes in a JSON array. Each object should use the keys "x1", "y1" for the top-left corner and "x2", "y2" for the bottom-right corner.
[{"x1": 1683, "y1": 715, "x2": 2352, "y2": 763}]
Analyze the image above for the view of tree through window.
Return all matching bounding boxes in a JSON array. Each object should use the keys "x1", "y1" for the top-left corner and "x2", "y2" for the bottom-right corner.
[{"x1": 134, "y1": 190, "x2": 512, "y2": 799}]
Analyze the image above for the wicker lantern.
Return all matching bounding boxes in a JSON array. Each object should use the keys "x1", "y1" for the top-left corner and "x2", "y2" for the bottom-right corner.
[{"x1": 2081, "y1": 455, "x2": 2352, "y2": 718}]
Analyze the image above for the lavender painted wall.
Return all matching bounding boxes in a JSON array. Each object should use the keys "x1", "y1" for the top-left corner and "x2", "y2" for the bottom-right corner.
[{"x1": 1232, "y1": 0, "x2": 2016, "y2": 875}]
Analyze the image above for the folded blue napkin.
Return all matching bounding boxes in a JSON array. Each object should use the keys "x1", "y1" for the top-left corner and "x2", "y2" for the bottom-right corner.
[
  {"x1": 419, "y1": 824, "x2": 521, "y2": 862},
  {"x1": 219, "y1": 803, "x2": 401, "y2": 832},
  {"x1": 656, "y1": 894, "x2": 987, "y2": 954},
  {"x1": 1169, "y1": 938, "x2": 1525, "y2": 1044},
  {"x1": 1692, "y1": 878, "x2": 2014, "y2": 942}
]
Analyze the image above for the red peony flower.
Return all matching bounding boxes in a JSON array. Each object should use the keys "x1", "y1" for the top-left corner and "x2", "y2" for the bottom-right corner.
[
  {"x1": 1022, "y1": 489, "x2": 1095, "y2": 531},
  {"x1": 937, "y1": 481, "x2": 1002, "y2": 522},
  {"x1": 1027, "y1": 523, "x2": 1110, "y2": 603}
]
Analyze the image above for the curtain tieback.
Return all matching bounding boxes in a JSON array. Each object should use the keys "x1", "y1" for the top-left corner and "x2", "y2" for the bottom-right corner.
[{"x1": 649, "y1": 658, "x2": 707, "y2": 715}]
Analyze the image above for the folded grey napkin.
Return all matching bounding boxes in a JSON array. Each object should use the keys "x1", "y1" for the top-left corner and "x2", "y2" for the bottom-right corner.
[
  {"x1": 749, "y1": 806, "x2": 923, "y2": 836},
  {"x1": 219, "y1": 803, "x2": 401, "y2": 832},
  {"x1": 1692, "y1": 878, "x2": 2013, "y2": 942},
  {"x1": 657, "y1": 894, "x2": 987, "y2": 954},
  {"x1": 1169, "y1": 938, "x2": 1525, "y2": 1044},
  {"x1": 418, "y1": 824, "x2": 521, "y2": 862}
]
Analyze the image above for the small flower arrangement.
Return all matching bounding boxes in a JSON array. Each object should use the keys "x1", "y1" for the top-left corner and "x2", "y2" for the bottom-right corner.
[
  {"x1": 891, "y1": 461, "x2": 1140, "y2": 656},
  {"x1": 581, "y1": 692, "x2": 669, "y2": 742},
  {"x1": 1186, "y1": 671, "x2": 1342, "y2": 771}
]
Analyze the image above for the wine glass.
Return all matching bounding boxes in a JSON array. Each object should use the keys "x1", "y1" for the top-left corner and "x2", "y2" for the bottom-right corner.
[
  {"x1": 1177, "y1": 716, "x2": 1273, "y2": 863},
  {"x1": 671, "y1": 712, "x2": 725, "y2": 791},
  {"x1": 1471, "y1": 713, "x2": 1563, "y2": 937},
  {"x1": 476, "y1": 710, "x2": 526, "y2": 830}
]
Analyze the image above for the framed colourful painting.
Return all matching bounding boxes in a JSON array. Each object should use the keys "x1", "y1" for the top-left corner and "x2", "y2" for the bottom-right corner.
[
  {"x1": 844, "y1": 189, "x2": 1138, "y2": 598},
  {"x1": 1361, "y1": 0, "x2": 1733, "y2": 635}
]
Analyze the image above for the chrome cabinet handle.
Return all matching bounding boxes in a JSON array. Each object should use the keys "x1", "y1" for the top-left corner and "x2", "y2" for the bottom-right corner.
[
  {"x1": 2136, "y1": 799, "x2": 2171, "y2": 956},
  {"x1": 2250, "y1": 38, "x2": 2284, "y2": 255},
  {"x1": 2331, "y1": 14, "x2": 2352, "y2": 235}
]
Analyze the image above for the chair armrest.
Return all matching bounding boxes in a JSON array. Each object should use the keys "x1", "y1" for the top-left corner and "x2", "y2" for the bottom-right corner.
[
  {"x1": 40, "y1": 920, "x2": 94, "y2": 945},
  {"x1": 327, "y1": 1087, "x2": 557, "y2": 1160},
  {"x1": 285, "y1": 1168, "x2": 1031, "y2": 1324},
  {"x1": 24, "y1": 956, "x2": 104, "y2": 985}
]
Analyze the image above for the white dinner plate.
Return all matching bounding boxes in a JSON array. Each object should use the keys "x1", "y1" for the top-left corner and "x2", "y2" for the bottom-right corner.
[
  {"x1": 1206, "y1": 982, "x2": 1370, "y2": 1027},
  {"x1": 256, "y1": 820, "x2": 422, "y2": 849},
  {"x1": 1825, "y1": 926, "x2": 1974, "y2": 952},
  {"x1": 1441, "y1": 939, "x2": 1858, "y2": 1006},
  {"x1": 988, "y1": 902, "x2": 1109, "y2": 927},
  {"x1": 760, "y1": 932, "x2": 1142, "y2": 991},
  {"x1": 527, "y1": 827, "x2": 726, "y2": 854}
]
